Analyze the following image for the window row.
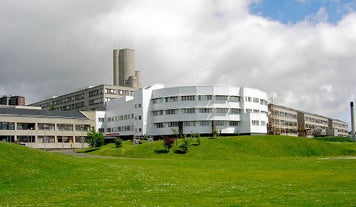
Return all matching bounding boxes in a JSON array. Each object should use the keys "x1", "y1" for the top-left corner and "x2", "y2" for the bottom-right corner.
[
  {"x1": 152, "y1": 108, "x2": 243, "y2": 116},
  {"x1": 0, "y1": 122, "x2": 90, "y2": 131},
  {"x1": 152, "y1": 95, "x2": 242, "y2": 104},
  {"x1": 154, "y1": 121, "x2": 240, "y2": 128},
  {"x1": 252, "y1": 120, "x2": 267, "y2": 126},
  {"x1": 104, "y1": 88, "x2": 134, "y2": 96},
  {"x1": 245, "y1": 96, "x2": 268, "y2": 106},
  {"x1": 107, "y1": 114, "x2": 135, "y2": 122},
  {"x1": 272, "y1": 110, "x2": 297, "y2": 119}
]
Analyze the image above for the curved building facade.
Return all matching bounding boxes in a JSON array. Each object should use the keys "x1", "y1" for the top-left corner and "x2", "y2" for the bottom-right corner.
[{"x1": 105, "y1": 84, "x2": 268, "y2": 138}]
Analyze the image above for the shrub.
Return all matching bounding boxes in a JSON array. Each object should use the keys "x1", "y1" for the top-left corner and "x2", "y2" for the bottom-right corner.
[
  {"x1": 114, "y1": 138, "x2": 123, "y2": 148},
  {"x1": 163, "y1": 136, "x2": 175, "y2": 150}
]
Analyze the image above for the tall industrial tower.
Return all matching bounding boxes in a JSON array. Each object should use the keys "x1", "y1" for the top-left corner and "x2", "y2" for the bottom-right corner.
[{"x1": 113, "y1": 48, "x2": 141, "y2": 88}]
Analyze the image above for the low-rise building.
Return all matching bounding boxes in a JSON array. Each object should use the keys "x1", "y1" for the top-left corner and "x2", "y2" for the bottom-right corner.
[
  {"x1": 105, "y1": 84, "x2": 269, "y2": 138},
  {"x1": 0, "y1": 106, "x2": 93, "y2": 149},
  {"x1": 29, "y1": 84, "x2": 136, "y2": 111},
  {"x1": 268, "y1": 104, "x2": 298, "y2": 136}
]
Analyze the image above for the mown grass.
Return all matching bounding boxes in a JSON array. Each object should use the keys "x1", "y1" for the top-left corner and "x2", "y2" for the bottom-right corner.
[{"x1": 1, "y1": 136, "x2": 355, "y2": 206}]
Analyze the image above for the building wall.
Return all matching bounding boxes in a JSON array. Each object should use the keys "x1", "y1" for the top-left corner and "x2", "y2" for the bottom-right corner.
[
  {"x1": 0, "y1": 96, "x2": 25, "y2": 106},
  {"x1": 0, "y1": 113, "x2": 91, "y2": 149},
  {"x1": 268, "y1": 104, "x2": 298, "y2": 136},
  {"x1": 30, "y1": 84, "x2": 136, "y2": 111},
  {"x1": 105, "y1": 85, "x2": 268, "y2": 138},
  {"x1": 268, "y1": 104, "x2": 348, "y2": 137}
]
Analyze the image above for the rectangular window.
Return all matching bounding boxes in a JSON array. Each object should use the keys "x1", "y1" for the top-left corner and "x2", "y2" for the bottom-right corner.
[
  {"x1": 252, "y1": 120, "x2": 259, "y2": 126},
  {"x1": 230, "y1": 108, "x2": 241, "y2": 114},
  {"x1": 183, "y1": 121, "x2": 196, "y2": 127},
  {"x1": 246, "y1": 109, "x2": 252, "y2": 113},
  {"x1": 181, "y1": 96, "x2": 195, "y2": 101},
  {"x1": 0, "y1": 122, "x2": 15, "y2": 130},
  {"x1": 245, "y1": 97, "x2": 252, "y2": 102},
  {"x1": 253, "y1": 97, "x2": 259, "y2": 103},
  {"x1": 261, "y1": 121, "x2": 266, "y2": 126},
  {"x1": 168, "y1": 122, "x2": 179, "y2": 127},
  {"x1": 229, "y1": 96, "x2": 241, "y2": 102},
  {"x1": 182, "y1": 108, "x2": 195, "y2": 114},
  {"x1": 75, "y1": 93, "x2": 84, "y2": 100},
  {"x1": 215, "y1": 95, "x2": 228, "y2": 101},
  {"x1": 253, "y1": 109, "x2": 260, "y2": 113},
  {"x1": 215, "y1": 108, "x2": 228, "y2": 114},
  {"x1": 199, "y1": 121, "x2": 211, "y2": 126},
  {"x1": 216, "y1": 121, "x2": 226, "y2": 126},
  {"x1": 153, "y1": 110, "x2": 164, "y2": 116},
  {"x1": 75, "y1": 102, "x2": 84, "y2": 108},
  {"x1": 38, "y1": 123, "x2": 55, "y2": 131},
  {"x1": 229, "y1": 121, "x2": 239, "y2": 126},
  {"x1": 17, "y1": 123, "x2": 35, "y2": 130},
  {"x1": 199, "y1": 108, "x2": 212, "y2": 113},
  {"x1": 198, "y1": 95, "x2": 212, "y2": 101},
  {"x1": 152, "y1": 98, "x2": 163, "y2": 104},
  {"x1": 155, "y1": 123, "x2": 164, "y2": 128},
  {"x1": 57, "y1": 124, "x2": 73, "y2": 131},
  {"x1": 105, "y1": 88, "x2": 117, "y2": 95},
  {"x1": 165, "y1": 109, "x2": 177, "y2": 115},
  {"x1": 98, "y1": 118, "x2": 104, "y2": 122},
  {"x1": 75, "y1": 124, "x2": 90, "y2": 131},
  {"x1": 165, "y1": 96, "x2": 178, "y2": 102}
]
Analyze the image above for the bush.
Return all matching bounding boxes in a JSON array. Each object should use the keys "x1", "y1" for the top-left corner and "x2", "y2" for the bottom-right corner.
[
  {"x1": 114, "y1": 138, "x2": 123, "y2": 148},
  {"x1": 163, "y1": 136, "x2": 175, "y2": 150}
]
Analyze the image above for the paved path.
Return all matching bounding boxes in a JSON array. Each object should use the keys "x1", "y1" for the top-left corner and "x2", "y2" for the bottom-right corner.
[{"x1": 51, "y1": 150, "x2": 118, "y2": 159}]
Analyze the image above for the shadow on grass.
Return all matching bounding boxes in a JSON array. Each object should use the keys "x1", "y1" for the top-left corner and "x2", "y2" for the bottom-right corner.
[
  {"x1": 154, "y1": 149, "x2": 169, "y2": 154},
  {"x1": 77, "y1": 148, "x2": 99, "y2": 153},
  {"x1": 174, "y1": 150, "x2": 187, "y2": 154}
]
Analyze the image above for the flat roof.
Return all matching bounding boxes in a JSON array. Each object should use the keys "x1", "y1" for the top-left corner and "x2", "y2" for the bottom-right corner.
[{"x1": 0, "y1": 107, "x2": 88, "y2": 120}]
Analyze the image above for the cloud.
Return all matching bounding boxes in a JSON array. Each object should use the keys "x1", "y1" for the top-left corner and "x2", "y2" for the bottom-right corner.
[{"x1": 0, "y1": 0, "x2": 355, "y2": 126}]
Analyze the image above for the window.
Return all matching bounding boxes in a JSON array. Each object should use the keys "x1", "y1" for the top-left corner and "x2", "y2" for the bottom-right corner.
[
  {"x1": 245, "y1": 97, "x2": 252, "y2": 102},
  {"x1": 246, "y1": 109, "x2": 252, "y2": 113},
  {"x1": 57, "y1": 124, "x2": 73, "y2": 131},
  {"x1": 89, "y1": 90, "x2": 100, "y2": 97},
  {"x1": 155, "y1": 123, "x2": 164, "y2": 128},
  {"x1": 105, "y1": 88, "x2": 117, "y2": 95},
  {"x1": 0, "y1": 122, "x2": 15, "y2": 130},
  {"x1": 75, "y1": 102, "x2": 84, "y2": 108},
  {"x1": 38, "y1": 123, "x2": 55, "y2": 131},
  {"x1": 215, "y1": 108, "x2": 228, "y2": 114},
  {"x1": 252, "y1": 120, "x2": 259, "y2": 126},
  {"x1": 165, "y1": 96, "x2": 178, "y2": 102},
  {"x1": 199, "y1": 108, "x2": 212, "y2": 113},
  {"x1": 181, "y1": 96, "x2": 195, "y2": 101},
  {"x1": 89, "y1": 98, "x2": 102, "y2": 105},
  {"x1": 135, "y1": 103, "x2": 142, "y2": 108},
  {"x1": 253, "y1": 109, "x2": 260, "y2": 113},
  {"x1": 199, "y1": 121, "x2": 211, "y2": 126},
  {"x1": 168, "y1": 122, "x2": 179, "y2": 127},
  {"x1": 152, "y1": 98, "x2": 163, "y2": 104},
  {"x1": 215, "y1": 95, "x2": 228, "y2": 101},
  {"x1": 165, "y1": 109, "x2": 177, "y2": 115},
  {"x1": 16, "y1": 123, "x2": 35, "y2": 130},
  {"x1": 75, "y1": 125, "x2": 90, "y2": 131},
  {"x1": 153, "y1": 110, "x2": 164, "y2": 116},
  {"x1": 216, "y1": 121, "x2": 226, "y2": 126},
  {"x1": 230, "y1": 108, "x2": 241, "y2": 114},
  {"x1": 229, "y1": 96, "x2": 240, "y2": 102},
  {"x1": 261, "y1": 121, "x2": 266, "y2": 126},
  {"x1": 75, "y1": 93, "x2": 84, "y2": 100},
  {"x1": 182, "y1": 108, "x2": 195, "y2": 114},
  {"x1": 183, "y1": 121, "x2": 195, "y2": 127},
  {"x1": 253, "y1": 97, "x2": 259, "y2": 103},
  {"x1": 229, "y1": 121, "x2": 239, "y2": 126},
  {"x1": 198, "y1": 95, "x2": 212, "y2": 101},
  {"x1": 98, "y1": 118, "x2": 104, "y2": 122}
]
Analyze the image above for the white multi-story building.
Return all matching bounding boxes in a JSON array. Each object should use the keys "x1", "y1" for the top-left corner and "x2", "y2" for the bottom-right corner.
[{"x1": 105, "y1": 84, "x2": 268, "y2": 138}]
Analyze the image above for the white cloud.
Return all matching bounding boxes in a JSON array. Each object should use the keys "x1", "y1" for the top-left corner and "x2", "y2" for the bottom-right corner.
[{"x1": 0, "y1": 0, "x2": 355, "y2": 126}]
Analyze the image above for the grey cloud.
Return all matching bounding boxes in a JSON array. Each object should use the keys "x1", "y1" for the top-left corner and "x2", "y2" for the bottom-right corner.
[{"x1": 0, "y1": 0, "x2": 355, "y2": 126}]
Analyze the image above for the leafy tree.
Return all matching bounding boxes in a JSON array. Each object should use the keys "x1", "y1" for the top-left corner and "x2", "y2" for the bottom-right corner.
[
  {"x1": 87, "y1": 128, "x2": 105, "y2": 149},
  {"x1": 163, "y1": 136, "x2": 175, "y2": 151},
  {"x1": 114, "y1": 138, "x2": 123, "y2": 148},
  {"x1": 212, "y1": 129, "x2": 220, "y2": 138}
]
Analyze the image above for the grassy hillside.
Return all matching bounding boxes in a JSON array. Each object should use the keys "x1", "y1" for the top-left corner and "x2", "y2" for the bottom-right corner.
[
  {"x1": 84, "y1": 135, "x2": 356, "y2": 159},
  {"x1": 1, "y1": 136, "x2": 355, "y2": 206}
]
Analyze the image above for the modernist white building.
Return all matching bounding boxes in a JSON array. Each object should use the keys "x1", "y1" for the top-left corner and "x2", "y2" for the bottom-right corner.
[{"x1": 105, "y1": 84, "x2": 268, "y2": 138}]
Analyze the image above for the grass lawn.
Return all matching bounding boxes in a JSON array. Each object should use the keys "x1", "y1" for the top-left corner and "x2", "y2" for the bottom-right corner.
[{"x1": 0, "y1": 135, "x2": 355, "y2": 206}]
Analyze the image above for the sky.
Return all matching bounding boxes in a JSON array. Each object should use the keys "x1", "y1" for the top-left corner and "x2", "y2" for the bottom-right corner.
[{"x1": 0, "y1": 0, "x2": 355, "y2": 128}]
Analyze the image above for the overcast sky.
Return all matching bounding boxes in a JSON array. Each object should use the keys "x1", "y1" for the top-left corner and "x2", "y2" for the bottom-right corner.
[{"x1": 1, "y1": 0, "x2": 355, "y2": 127}]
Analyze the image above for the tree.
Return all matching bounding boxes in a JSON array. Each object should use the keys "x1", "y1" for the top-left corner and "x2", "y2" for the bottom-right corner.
[
  {"x1": 87, "y1": 128, "x2": 105, "y2": 149},
  {"x1": 114, "y1": 137, "x2": 123, "y2": 148}
]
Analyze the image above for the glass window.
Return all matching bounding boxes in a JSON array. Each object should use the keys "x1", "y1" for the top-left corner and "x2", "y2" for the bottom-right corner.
[
  {"x1": 181, "y1": 96, "x2": 195, "y2": 101},
  {"x1": 198, "y1": 95, "x2": 212, "y2": 101},
  {"x1": 215, "y1": 95, "x2": 228, "y2": 101}
]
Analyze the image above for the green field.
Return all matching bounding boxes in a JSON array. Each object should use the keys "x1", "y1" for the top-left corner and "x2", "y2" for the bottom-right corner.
[{"x1": 1, "y1": 135, "x2": 355, "y2": 206}]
